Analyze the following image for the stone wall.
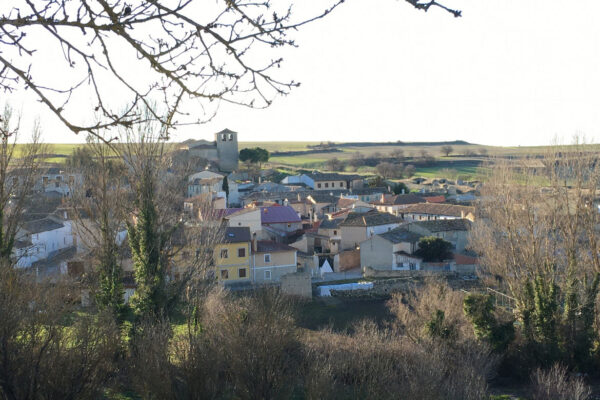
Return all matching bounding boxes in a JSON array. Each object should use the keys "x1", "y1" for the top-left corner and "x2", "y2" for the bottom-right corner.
[
  {"x1": 339, "y1": 249, "x2": 360, "y2": 271},
  {"x1": 363, "y1": 266, "x2": 457, "y2": 279},
  {"x1": 280, "y1": 272, "x2": 312, "y2": 299}
]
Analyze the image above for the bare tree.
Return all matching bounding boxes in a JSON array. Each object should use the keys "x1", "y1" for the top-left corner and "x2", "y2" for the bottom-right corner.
[
  {"x1": 531, "y1": 364, "x2": 591, "y2": 400},
  {"x1": 0, "y1": 104, "x2": 45, "y2": 264},
  {"x1": 376, "y1": 162, "x2": 403, "y2": 179},
  {"x1": 349, "y1": 151, "x2": 365, "y2": 168},
  {"x1": 441, "y1": 145, "x2": 454, "y2": 157},
  {"x1": 324, "y1": 157, "x2": 343, "y2": 172},
  {"x1": 471, "y1": 146, "x2": 600, "y2": 368},
  {"x1": 68, "y1": 133, "x2": 129, "y2": 316},
  {"x1": 403, "y1": 164, "x2": 416, "y2": 178},
  {"x1": 389, "y1": 148, "x2": 405, "y2": 160}
]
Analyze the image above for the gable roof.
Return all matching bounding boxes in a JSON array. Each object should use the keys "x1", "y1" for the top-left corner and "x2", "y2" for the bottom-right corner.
[
  {"x1": 348, "y1": 187, "x2": 389, "y2": 195},
  {"x1": 379, "y1": 228, "x2": 423, "y2": 244},
  {"x1": 374, "y1": 193, "x2": 425, "y2": 206},
  {"x1": 188, "y1": 170, "x2": 224, "y2": 182},
  {"x1": 424, "y1": 195, "x2": 446, "y2": 203},
  {"x1": 408, "y1": 218, "x2": 472, "y2": 232},
  {"x1": 216, "y1": 128, "x2": 237, "y2": 135},
  {"x1": 22, "y1": 218, "x2": 64, "y2": 234},
  {"x1": 400, "y1": 203, "x2": 475, "y2": 217},
  {"x1": 225, "y1": 207, "x2": 259, "y2": 218},
  {"x1": 260, "y1": 206, "x2": 301, "y2": 224},
  {"x1": 255, "y1": 241, "x2": 297, "y2": 253},
  {"x1": 338, "y1": 198, "x2": 357, "y2": 209},
  {"x1": 391, "y1": 194, "x2": 426, "y2": 205},
  {"x1": 308, "y1": 193, "x2": 339, "y2": 204},
  {"x1": 341, "y1": 211, "x2": 400, "y2": 227},
  {"x1": 308, "y1": 172, "x2": 361, "y2": 182},
  {"x1": 221, "y1": 227, "x2": 251, "y2": 243},
  {"x1": 319, "y1": 218, "x2": 344, "y2": 229}
]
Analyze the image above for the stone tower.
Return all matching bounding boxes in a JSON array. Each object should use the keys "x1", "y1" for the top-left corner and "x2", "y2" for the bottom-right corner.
[{"x1": 215, "y1": 128, "x2": 239, "y2": 172}]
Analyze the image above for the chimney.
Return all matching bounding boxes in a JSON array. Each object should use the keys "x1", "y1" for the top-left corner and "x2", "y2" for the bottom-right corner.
[{"x1": 283, "y1": 198, "x2": 289, "y2": 207}]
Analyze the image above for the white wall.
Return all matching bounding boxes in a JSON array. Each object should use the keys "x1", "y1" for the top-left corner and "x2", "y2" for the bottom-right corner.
[{"x1": 16, "y1": 222, "x2": 74, "y2": 268}]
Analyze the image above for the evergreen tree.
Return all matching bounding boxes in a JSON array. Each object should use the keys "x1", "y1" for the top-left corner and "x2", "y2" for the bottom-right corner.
[
  {"x1": 96, "y1": 236, "x2": 124, "y2": 316},
  {"x1": 414, "y1": 236, "x2": 453, "y2": 262},
  {"x1": 222, "y1": 175, "x2": 229, "y2": 197},
  {"x1": 128, "y1": 168, "x2": 167, "y2": 318},
  {"x1": 425, "y1": 310, "x2": 456, "y2": 340},
  {"x1": 463, "y1": 294, "x2": 515, "y2": 353}
]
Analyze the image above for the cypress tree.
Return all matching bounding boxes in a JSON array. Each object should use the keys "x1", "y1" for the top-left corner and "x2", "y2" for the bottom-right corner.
[
  {"x1": 128, "y1": 168, "x2": 167, "y2": 318},
  {"x1": 222, "y1": 175, "x2": 229, "y2": 197}
]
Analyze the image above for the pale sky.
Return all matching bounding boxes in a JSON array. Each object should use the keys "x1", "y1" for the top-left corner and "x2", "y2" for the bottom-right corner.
[{"x1": 7, "y1": 0, "x2": 600, "y2": 146}]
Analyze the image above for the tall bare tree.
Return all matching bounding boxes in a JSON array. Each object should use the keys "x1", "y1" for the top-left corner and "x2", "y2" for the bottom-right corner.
[
  {"x1": 471, "y1": 145, "x2": 600, "y2": 368},
  {"x1": 68, "y1": 133, "x2": 128, "y2": 316},
  {"x1": 0, "y1": 105, "x2": 45, "y2": 265}
]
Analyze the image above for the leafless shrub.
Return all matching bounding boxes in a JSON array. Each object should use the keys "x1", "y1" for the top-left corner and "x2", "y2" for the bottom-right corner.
[
  {"x1": 0, "y1": 267, "x2": 121, "y2": 399},
  {"x1": 531, "y1": 364, "x2": 591, "y2": 400},
  {"x1": 388, "y1": 280, "x2": 474, "y2": 343},
  {"x1": 303, "y1": 319, "x2": 494, "y2": 400},
  {"x1": 128, "y1": 317, "x2": 177, "y2": 400}
]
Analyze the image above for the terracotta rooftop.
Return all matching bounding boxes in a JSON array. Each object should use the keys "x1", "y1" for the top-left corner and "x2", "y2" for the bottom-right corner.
[
  {"x1": 340, "y1": 211, "x2": 400, "y2": 227},
  {"x1": 408, "y1": 218, "x2": 472, "y2": 232},
  {"x1": 400, "y1": 203, "x2": 475, "y2": 218}
]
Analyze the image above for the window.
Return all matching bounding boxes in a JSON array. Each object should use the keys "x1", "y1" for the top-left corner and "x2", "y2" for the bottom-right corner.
[
  {"x1": 228, "y1": 133, "x2": 233, "y2": 141},
  {"x1": 340, "y1": 182, "x2": 345, "y2": 187},
  {"x1": 317, "y1": 183, "x2": 321, "y2": 189},
  {"x1": 333, "y1": 230, "x2": 337, "y2": 235},
  {"x1": 220, "y1": 270, "x2": 229, "y2": 279},
  {"x1": 264, "y1": 254, "x2": 271, "y2": 263},
  {"x1": 43, "y1": 176, "x2": 48, "y2": 185},
  {"x1": 287, "y1": 223, "x2": 291, "y2": 228},
  {"x1": 220, "y1": 249, "x2": 229, "y2": 259},
  {"x1": 325, "y1": 183, "x2": 329, "y2": 188},
  {"x1": 55, "y1": 182, "x2": 60, "y2": 188},
  {"x1": 221, "y1": 133, "x2": 226, "y2": 140},
  {"x1": 238, "y1": 268, "x2": 247, "y2": 278},
  {"x1": 238, "y1": 247, "x2": 246, "y2": 257},
  {"x1": 264, "y1": 270, "x2": 272, "y2": 280},
  {"x1": 409, "y1": 263, "x2": 416, "y2": 270}
]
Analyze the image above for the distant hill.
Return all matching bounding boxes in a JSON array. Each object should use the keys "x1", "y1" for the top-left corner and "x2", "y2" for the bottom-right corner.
[{"x1": 334, "y1": 140, "x2": 473, "y2": 148}]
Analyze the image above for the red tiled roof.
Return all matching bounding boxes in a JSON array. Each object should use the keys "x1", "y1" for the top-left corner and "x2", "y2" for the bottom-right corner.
[
  {"x1": 453, "y1": 253, "x2": 479, "y2": 265},
  {"x1": 424, "y1": 195, "x2": 446, "y2": 203}
]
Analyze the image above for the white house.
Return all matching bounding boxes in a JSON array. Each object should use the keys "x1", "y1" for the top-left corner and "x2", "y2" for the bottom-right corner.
[
  {"x1": 187, "y1": 170, "x2": 239, "y2": 206},
  {"x1": 16, "y1": 218, "x2": 75, "y2": 267},
  {"x1": 35, "y1": 168, "x2": 83, "y2": 197}
]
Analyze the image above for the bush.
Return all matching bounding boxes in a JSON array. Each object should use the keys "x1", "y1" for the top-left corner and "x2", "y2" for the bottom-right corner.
[{"x1": 530, "y1": 364, "x2": 591, "y2": 400}]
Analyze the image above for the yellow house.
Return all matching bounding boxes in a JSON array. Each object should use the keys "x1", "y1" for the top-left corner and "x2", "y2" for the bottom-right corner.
[
  {"x1": 251, "y1": 241, "x2": 298, "y2": 283},
  {"x1": 214, "y1": 227, "x2": 251, "y2": 284}
]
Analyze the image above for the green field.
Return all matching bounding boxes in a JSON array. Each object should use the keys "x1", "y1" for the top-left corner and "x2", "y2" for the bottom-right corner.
[{"x1": 21, "y1": 141, "x2": 600, "y2": 185}]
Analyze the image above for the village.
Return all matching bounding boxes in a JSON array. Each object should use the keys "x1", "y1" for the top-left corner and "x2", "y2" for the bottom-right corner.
[{"x1": 11, "y1": 128, "x2": 485, "y2": 303}]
